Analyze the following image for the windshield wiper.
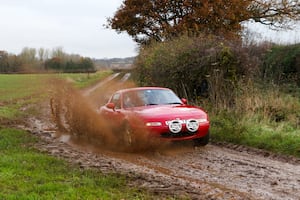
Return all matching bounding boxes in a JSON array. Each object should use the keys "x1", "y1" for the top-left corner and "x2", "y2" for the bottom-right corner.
[{"x1": 167, "y1": 102, "x2": 182, "y2": 105}]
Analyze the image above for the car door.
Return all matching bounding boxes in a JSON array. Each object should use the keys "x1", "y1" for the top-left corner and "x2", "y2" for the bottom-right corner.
[{"x1": 105, "y1": 92, "x2": 124, "y2": 127}]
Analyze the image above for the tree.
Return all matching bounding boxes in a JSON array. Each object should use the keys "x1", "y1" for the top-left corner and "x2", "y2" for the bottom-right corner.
[
  {"x1": 107, "y1": 0, "x2": 300, "y2": 44},
  {"x1": 19, "y1": 47, "x2": 37, "y2": 64},
  {"x1": 79, "y1": 57, "x2": 95, "y2": 72},
  {"x1": 0, "y1": 51, "x2": 9, "y2": 73},
  {"x1": 45, "y1": 57, "x2": 63, "y2": 71},
  {"x1": 38, "y1": 48, "x2": 50, "y2": 61},
  {"x1": 0, "y1": 51, "x2": 22, "y2": 73},
  {"x1": 249, "y1": 0, "x2": 300, "y2": 28},
  {"x1": 51, "y1": 47, "x2": 66, "y2": 60}
]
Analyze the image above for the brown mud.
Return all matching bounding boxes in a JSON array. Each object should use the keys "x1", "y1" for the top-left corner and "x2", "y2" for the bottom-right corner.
[{"x1": 23, "y1": 73, "x2": 300, "y2": 200}]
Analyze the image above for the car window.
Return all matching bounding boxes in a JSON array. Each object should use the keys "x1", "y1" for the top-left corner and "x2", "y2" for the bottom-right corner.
[
  {"x1": 111, "y1": 93, "x2": 121, "y2": 109},
  {"x1": 123, "y1": 89, "x2": 182, "y2": 108},
  {"x1": 143, "y1": 89, "x2": 182, "y2": 105},
  {"x1": 123, "y1": 91, "x2": 145, "y2": 108}
]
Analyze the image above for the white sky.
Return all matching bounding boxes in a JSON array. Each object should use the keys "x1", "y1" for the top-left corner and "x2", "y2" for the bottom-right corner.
[
  {"x1": 246, "y1": 21, "x2": 300, "y2": 45},
  {"x1": 0, "y1": 0, "x2": 137, "y2": 58},
  {"x1": 0, "y1": 0, "x2": 299, "y2": 59}
]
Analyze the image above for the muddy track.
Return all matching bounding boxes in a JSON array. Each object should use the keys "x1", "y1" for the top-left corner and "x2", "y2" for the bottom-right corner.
[
  {"x1": 27, "y1": 121, "x2": 300, "y2": 200},
  {"x1": 24, "y1": 74, "x2": 300, "y2": 200}
]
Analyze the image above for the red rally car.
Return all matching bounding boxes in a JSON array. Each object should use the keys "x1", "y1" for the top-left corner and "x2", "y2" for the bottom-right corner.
[{"x1": 99, "y1": 87, "x2": 210, "y2": 146}]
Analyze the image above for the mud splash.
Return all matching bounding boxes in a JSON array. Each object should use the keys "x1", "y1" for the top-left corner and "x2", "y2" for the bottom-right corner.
[{"x1": 48, "y1": 77, "x2": 169, "y2": 153}]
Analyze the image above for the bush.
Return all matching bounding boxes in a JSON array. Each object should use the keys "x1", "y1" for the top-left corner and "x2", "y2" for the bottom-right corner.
[
  {"x1": 262, "y1": 43, "x2": 300, "y2": 86},
  {"x1": 133, "y1": 34, "x2": 262, "y2": 109}
]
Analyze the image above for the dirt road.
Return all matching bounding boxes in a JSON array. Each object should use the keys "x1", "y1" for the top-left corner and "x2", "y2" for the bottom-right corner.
[{"x1": 26, "y1": 73, "x2": 300, "y2": 199}]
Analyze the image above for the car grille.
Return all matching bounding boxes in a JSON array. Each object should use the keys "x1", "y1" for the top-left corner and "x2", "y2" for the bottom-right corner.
[{"x1": 160, "y1": 131, "x2": 196, "y2": 138}]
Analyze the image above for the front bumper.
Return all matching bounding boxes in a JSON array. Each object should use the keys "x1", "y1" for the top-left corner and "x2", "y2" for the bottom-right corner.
[{"x1": 146, "y1": 122, "x2": 210, "y2": 141}]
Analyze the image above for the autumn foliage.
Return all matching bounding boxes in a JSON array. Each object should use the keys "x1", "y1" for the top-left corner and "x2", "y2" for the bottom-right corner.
[{"x1": 108, "y1": 0, "x2": 300, "y2": 44}]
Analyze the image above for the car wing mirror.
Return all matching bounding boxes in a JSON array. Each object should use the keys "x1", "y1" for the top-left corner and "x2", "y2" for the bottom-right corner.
[
  {"x1": 106, "y1": 102, "x2": 115, "y2": 110},
  {"x1": 181, "y1": 98, "x2": 187, "y2": 104}
]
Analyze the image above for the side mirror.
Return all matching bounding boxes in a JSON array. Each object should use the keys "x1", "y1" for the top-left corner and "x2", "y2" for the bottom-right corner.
[
  {"x1": 106, "y1": 102, "x2": 115, "y2": 110},
  {"x1": 181, "y1": 98, "x2": 187, "y2": 104}
]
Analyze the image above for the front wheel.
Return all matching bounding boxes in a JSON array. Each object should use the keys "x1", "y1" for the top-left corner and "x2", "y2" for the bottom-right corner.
[{"x1": 193, "y1": 131, "x2": 210, "y2": 146}]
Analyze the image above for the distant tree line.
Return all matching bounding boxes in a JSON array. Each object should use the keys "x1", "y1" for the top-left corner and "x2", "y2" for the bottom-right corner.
[{"x1": 0, "y1": 47, "x2": 95, "y2": 73}]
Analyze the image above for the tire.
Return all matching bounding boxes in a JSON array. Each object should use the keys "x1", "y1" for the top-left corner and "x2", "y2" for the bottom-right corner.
[{"x1": 193, "y1": 131, "x2": 210, "y2": 146}]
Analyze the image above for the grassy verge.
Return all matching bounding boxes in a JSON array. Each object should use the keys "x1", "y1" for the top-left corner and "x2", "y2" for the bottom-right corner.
[
  {"x1": 211, "y1": 113, "x2": 300, "y2": 156},
  {"x1": 0, "y1": 128, "x2": 151, "y2": 199},
  {"x1": 209, "y1": 84, "x2": 300, "y2": 157}
]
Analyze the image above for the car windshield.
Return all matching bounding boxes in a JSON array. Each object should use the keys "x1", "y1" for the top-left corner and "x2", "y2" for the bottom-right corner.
[{"x1": 123, "y1": 89, "x2": 182, "y2": 108}]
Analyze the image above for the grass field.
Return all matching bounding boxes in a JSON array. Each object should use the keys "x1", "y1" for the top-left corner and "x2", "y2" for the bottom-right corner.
[
  {"x1": 0, "y1": 71, "x2": 113, "y2": 120},
  {"x1": 0, "y1": 71, "x2": 113, "y2": 102},
  {"x1": 0, "y1": 74, "x2": 44, "y2": 102},
  {"x1": 0, "y1": 74, "x2": 47, "y2": 120},
  {"x1": 0, "y1": 71, "x2": 158, "y2": 200},
  {"x1": 57, "y1": 71, "x2": 113, "y2": 89}
]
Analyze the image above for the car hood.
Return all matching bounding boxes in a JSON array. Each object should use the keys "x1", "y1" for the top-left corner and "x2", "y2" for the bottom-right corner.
[{"x1": 129, "y1": 104, "x2": 207, "y2": 119}]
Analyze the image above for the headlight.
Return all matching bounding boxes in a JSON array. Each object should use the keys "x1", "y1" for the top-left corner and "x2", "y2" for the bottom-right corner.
[
  {"x1": 186, "y1": 119, "x2": 199, "y2": 132},
  {"x1": 168, "y1": 120, "x2": 182, "y2": 133},
  {"x1": 146, "y1": 122, "x2": 162, "y2": 127},
  {"x1": 197, "y1": 119, "x2": 208, "y2": 123}
]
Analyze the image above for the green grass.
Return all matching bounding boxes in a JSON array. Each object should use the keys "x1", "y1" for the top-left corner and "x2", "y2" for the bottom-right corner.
[
  {"x1": 0, "y1": 104, "x2": 21, "y2": 119},
  {"x1": 0, "y1": 74, "x2": 45, "y2": 102},
  {"x1": 0, "y1": 71, "x2": 113, "y2": 101},
  {"x1": 0, "y1": 71, "x2": 113, "y2": 120},
  {"x1": 0, "y1": 128, "x2": 151, "y2": 200},
  {"x1": 57, "y1": 70, "x2": 113, "y2": 88},
  {"x1": 210, "y1": 102, "x2": 300, "y2": 157},
  {"x1": 210, "y1": 86, "x2": 300, "y2": 157},
  {"x1": 0, "y1": 74, "x2": 47, "y2": 120}
]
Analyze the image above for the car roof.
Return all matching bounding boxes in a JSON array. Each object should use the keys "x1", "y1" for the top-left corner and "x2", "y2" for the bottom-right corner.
[{"x1": 115, "y1": 87, "x2": 172, "y2": 94}]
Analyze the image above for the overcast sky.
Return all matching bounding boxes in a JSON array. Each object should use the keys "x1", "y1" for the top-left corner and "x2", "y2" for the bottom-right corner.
[
  {"x1": 0, "y1": 0, "x2": 299, "y2": 59},
  {"x1": 0, "y1": 0, "x2": 137, "y2": 58}
]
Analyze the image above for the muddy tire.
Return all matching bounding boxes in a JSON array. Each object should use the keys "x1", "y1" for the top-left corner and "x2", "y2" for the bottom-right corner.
[{"x1": 193, "y1": 131, "x2": 210, "y2": 146}]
